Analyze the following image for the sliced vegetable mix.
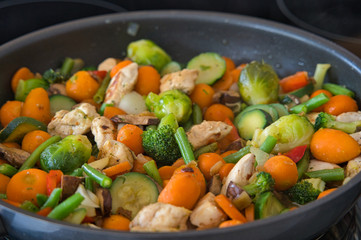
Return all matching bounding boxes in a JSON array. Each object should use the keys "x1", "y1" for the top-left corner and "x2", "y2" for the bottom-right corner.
[{"x1": 1, "y1": 39, "x2": 360, "y2": 232}]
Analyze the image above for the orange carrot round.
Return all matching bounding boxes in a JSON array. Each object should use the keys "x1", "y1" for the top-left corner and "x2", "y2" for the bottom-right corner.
[
  {"x1": 103, "y1": 106, "x2": 127, "y2": 119},
  {"x1": 310, "y1": 128, "x2": 360, "y2": 164},
  {"x1": 323, "y1": 95, "x2": 358, "y2": 116},
  {"x1": 173, "y1": 164, "x2": 206, "y2": 197},
  {"x1": 219, "y1": 219, "x2": 244, "y2": 228},
  {"x1": 135, "y1": 65, "x2": 161, "y2": 96},
  {"x1": 65, "y1": 71, "x2": 100, "y2": 102},
  {"x1": 11, "y1": 67, "x2": 35, "y2": 93},
  {"x1": 158, "y1": 165, "x2": 176, "y2": 180},
  {"x1": 219, "y1": 163, "x2": 235, "y2": 181},
  {"x1": 0, "y1": 100, "x2": 23, "y2": 127},
  {"x1": 317, "y1": 188, "x2": 337, "y2": 199},
  {"x1": 21, "y1": 88, "x2": 51, "y2": 124},
  {"x1": 116, "y1": 124, "x2": 144, "y2": 155},
  {"x1": 102, "y1": 214, "x2": 130, "y2": 231},
  {"x1": 204, "y1": 104, "x2": 234, "y2": 122},
  {"x1": 198, "y1": 153, "x2": 225, "y2": 181},
  {"x1": 190, "y1": 83, "x2": 215, "y2": 109},
  {"x1": 172, "y1": 158, "x2": 185, "y2": 168},
  {"x1": 310, "y1": 89, "x2": 333, "y2": 112},
  {"x1": 0, "y1": 173, "x2": 10, "y2": 194},
  {"x1": 110, "y1": 60, "x2": 132, "y2": 78},
  {"x1": 6, "y1": 168, "x2": 48, "y2": 204},
  {"x1": 263, "y1": 155, "x2": 298, "y2": 191},
  {"x1": 21, "y1": 130, "x2": 51, "y2": 153}
]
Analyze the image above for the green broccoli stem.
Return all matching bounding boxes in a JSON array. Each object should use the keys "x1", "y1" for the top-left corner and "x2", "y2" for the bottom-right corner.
[
  {"x1": 36, "y1": 194, "x2": 48, "y2": 208},
  {"x1": 0, "y1": 163, "x2": 18, "y2": 177},
  {"x1": 146, "y1": 125, "x2": 157, "y2": 130},
  {"x1": 174, "y1": 127, "x2": 195, "y2": 164},
  {"x1": 93, "y1": 71, "x2": 111, "y2": 104},
  {"x1": 290, "y1": 93, "x2": 329, "y2": 114},
  {"x1": 194, "y1": 142, "x2": 218, "y2": 159},
  {"x1": 223, "y1": 145, "x2": 251, "y2": 164},
  {"x1": 143, "y1": 160, "x2": 163, "y2": 186},
  {"x1": 41, "y1": 188, "x2": 62, "y2": 210},
  {"x1": 332, "y1": 120, "x2": 361, "y2": 134},
  {"x1": 0, "y1": 193, "x2": 6, "y2": 199},
  {"x1": 82, "y1": 163, "x2": 112, "y2": 188},
  {"x1": 192, "y1": 103, "x2": 203, "y2": 125},
  {"x1": 47, "y1": 193, "x2": 84, "y2": 220},
  {"x1": 296, "y1": 149, "x2": 310, "y2": 180},
  {"x1": 60, "y1": 57, "x2": 75, "y2": 77},
  {"x1": 20, "y1": 201, "x2": 39, "y2": 212},
  {"x1": 159, "y1": 113, "x2": 178, "y2": 131},
  {"x1": 19, "y1": 135, "x2": 62, "y2": 171},
  {"x1": 84, "y1": 176, "x2": 94, "y2": 192},
  {"x1": 313, "y1": 63, "x2": 331, "y2": 90},
  {"x1": 323, "y1": 83, "x2": 355, "y2": 98},
  {"x1": 304, "y1": 168, "x2": 344, "y2": 182},
  {"x1": 69, "y1": 168, "x2": 83, "y2": 177},
  {"x1": 259, "y1": 136, "x2": 277, "y2": 154}
]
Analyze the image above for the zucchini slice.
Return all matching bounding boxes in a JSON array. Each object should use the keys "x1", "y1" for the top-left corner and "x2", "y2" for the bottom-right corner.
[
  {"x1": 234, "y1": 109, "x2": 273, "y2": 140},
  {"x1": 239, "y1": 104, "x2": 279, "y2": 122},
  {"x1": 49, "y1": 94, "x2": 76, "y2": 116},
  {"x1": 0, "y1": 116, "x2": 47, "y2": 143},
  {"x1": 270, "y1": 103, "x2": 289, "y2": 117},
  {"x1": 110, "y1": 172, "x2": 159, "y2": 219},
  {"x1": 255, "y1": 192, "x2": 285, "y2": 219},
  {"x1": 160, "y1": 61, "x2": 182, "y2": 77},
  {"x1": 187, "y1": 52, "x2": 226, "y2": 85}
]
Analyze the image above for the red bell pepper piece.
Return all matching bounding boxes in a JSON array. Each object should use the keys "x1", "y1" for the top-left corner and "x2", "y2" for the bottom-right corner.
[
  {"x1": 88, "y1": 70, "x2": 107, "y2": 80},
  {"x1": 284, "y1": 145, "x2": 308, "y2": 163},
  {"x1": 46, "y1": 170, "x2": 63, "y2": 196}
]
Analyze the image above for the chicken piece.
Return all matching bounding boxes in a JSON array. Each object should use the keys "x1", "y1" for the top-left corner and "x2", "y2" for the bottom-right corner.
[
  {"x1": 47, "y1": 103, "x2": 100, "y2": 138},
  {"x1": 306, "y1": 112, "x2": 320, "y2": 125},
  {"x1": 0, "y1": 143, "x2": 30, "y2": 167},
  {"x1": 190, "y1": 192, "x2": 227, "y2": 229},
  {"x1": 98, "y1": 140, "x2": 135, "y2": 167},
  {"x1": 91, "y1": 117, "x2": 116, "y2": 149},
  {"x1": 160, "y1": 69, "x2": 198, "y2": 95},
  {"x1": 351, "y1": 131, "x2": 361, "y2": 145},
  {"x1": 104, "y1": 62, "x2": 138, "y2": 106},
  {"x1": 307, "y1": 159, "x2": 341, "y2": 172},
  {"x1": 187, "y1": 121, "x2": 232, "y2": 150},
  {"x1": 130, "y1": 202, "x2": 191, "y2": 232},
  {"x1": 97, "y1": 58, "x2": 119, "y2": 72},
  {"x1": 336, "y1": 111, "x2": 361, "y2": 122},
  {"x1": 345, "y1": 156, "x2": 361, "y2": 178},
  {"x1": 221, "y1": 153, "x2": 255, "y2": 195}
]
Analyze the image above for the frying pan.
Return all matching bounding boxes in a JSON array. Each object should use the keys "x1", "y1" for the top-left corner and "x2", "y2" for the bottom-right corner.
[{"x1": 1, "y1": 10, "x2": 361, "y2": 240}]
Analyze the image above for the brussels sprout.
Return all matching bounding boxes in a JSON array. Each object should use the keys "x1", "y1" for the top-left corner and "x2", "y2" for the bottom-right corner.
[
  {"x1": 127, "y1": 39, "x2": 171, "y2": 72},
  {"x1": 145, "y1": 90, "x2": 192, "y2": 124},
  {"x1": 238, "y1": 61, "x2": 279, "y2": 105},
  {"x1": 40, "y1": 135, "x2": 92, "y2": 174},
  {"x1": 252, "y1": 114, "x2": 314, "y2": 153}
]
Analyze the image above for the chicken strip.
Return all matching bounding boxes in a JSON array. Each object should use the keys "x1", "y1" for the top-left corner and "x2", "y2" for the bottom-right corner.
[
  {"x1": 160, "y1": 69, "x2": 198, "y2": 94},
  {"x1": 98, "y1": 140, "x2": 135, "y2": 167},
  {"x1": 91, "y1": 116, "x2": 116, "y2": 149}
]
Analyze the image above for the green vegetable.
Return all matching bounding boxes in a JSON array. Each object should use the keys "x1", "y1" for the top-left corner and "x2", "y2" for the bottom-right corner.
[
  {"x1": 93, "y1": 71, "x2": 111, "y2": 104},
  {"x1": 49, "y1": 95, "x2": 76, "y2": 116},
  {"x1": 60, "y1": 57, "x2": 75, "y2": 77},
  {"x1": 238, "y1": 104, "x2": 279, "y2": 122},
  {"x1": 323, "y1": 83, "x2": 354, "y2": 98},
  {"x1": 145, "y1": 89, "x2": 192, "y2": 124},
  {"x1": 82, "y1": 163, "x2": 112, "y2": 188},
  {"x1": 41, "y1": 188, "x2": 62, "y2": 209},
  {"x1": 84, "y1": 176, "x2": 94, "y2": 191},
  {"x1": 194, "y1": 142, "x2": 218, "y2": 159},
  {"x1": 314, "y1": 112, "x2": 361, "y2": 134},
  {"x1": 47, "y1": 193, "x2": 84, "y2": 220},
  {"x1": 42, "y1": 69, "x2": 66, "y2": 84},
  {"x1": 242, "y1": 172, "x2": 275, "y2": 199},
  {"x1": 174, "y1": 127, "x2": 195, "y2": 165},
  {"x1": 110, "y1": 172, "x2": 159, "y2": 219},
  {"x1": 280, "y1": 83, "x2": 314, "y2": 104},
  {"x1": 19, "y1": 135, "x2": 62, "y2": 171},
  {"x1": 286, "y1": 178, "x2": 325, "y2": 204},
  {"x1": 235, "y1": 109, "x2": 273, "y2": 140},
  {"x1": 40, "y1": 135, "x2": 91, "y2": 174},
  {"x1": 20, "y1": 200, "x2": 39, "y2": 212},
  {"x1": 254, "y1": 191, "x2": 285, "y2": 219},
  {"x1": 36, "y1": 194, "x2": 48, "y2": 208},
  {"x1": 15, "y1": 78, "x2": 49, "y2": 101},
  {"x1": 296, "y1": 148, "x2": 310, "y2": 180},
  {"x1": 0, "y1": 163, "x2": 18, "y2": 177},
  {"x1": 69, "y1": 168, "x2": 83, "y2": 177},
  {"x1": 304, "y1": 168, "x2": 345, "y2": 182},
  {"x1": 158, "y1": 113, "x2": 178, "y2": 131},
  {"x1": 259, "y1": 135, "x2": 277, "y2": 154},
  {"x1": 143, "y1": 160, "x2": 163, "y2": 186},
  {"x1": 270, "y1": 103, "x2": 289, "y2": 117},
  {"x1": 187, "y1": 52, "x2": 226, "y2": 85},
  {"x1": 250, "y1": 146, "x2": 270, "y2": 167},
  {"x1": 252, "y1": 114, "x2": 314, "y2": 153},
  {"x1": 99, "y1": 102, "x2": 114, "y2": 116},
  {"x1": 0, "y1": 194, "x2": 7, "y2": 199},
  {"x1": 192, "y1": 103, "x2": 203, "y2": 125},
  {"x1": 63, "y1": 208, "x2": 87, "y2": 225},
  {"x1": 223, "y1": 145, "x2": 251, "y2": 164},
  {"x1": 238, "y1": 61, "x2": 279, "y2": 105},
  {"x1": 313, "y1": 63, "x2": 331, "y2": 90},
  {"x1": 290, "y1": 93, "x2": 329, "y2": 114},
  {"x1": 127, "y1": 39, "x2": 171, "y2": 72},
  {"x1": 142, "y1": 124, "x2": 181, "y2": 166},
  {"x1": 160, "y1": 61, "x2": 182, "y2": 76}
]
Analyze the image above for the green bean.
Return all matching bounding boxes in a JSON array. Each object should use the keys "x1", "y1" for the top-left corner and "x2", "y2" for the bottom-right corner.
[
  {"x1": 99, "y1": 102, "x2": 113, "y2": 116},
  {"x1": 323, "y1": 83, "x2": 355, "y2": 98},
  {"x1": 20, "y1": 200, "x2": 39, "y2": 212},
  {"x1": 84, "y1": 176, "x2": 94, "y2": 192},
  {"x1": 60, "y1": 57, "x2": 75, "y2": 77},
  {"x1": 304, "y1": 168, "x2": 344, "y2": 182},
  {"x1": 174, "y1": 127, "x2": 195, "y2": 164},
  {"x1": 296, "y1": 149, "x2": 310, "y2": 180},
  {"x1": 0, "y1": 163, "x2": 18, "y2": 177},
  {"x1": 41, "y1": 188, "x2": 62, "y2": 210},
  {"x1": 290, "y1": 93, "x2": 329, "y2": 114},
  {"x1": 47, "y1": 193, "x2": 84, "y2": 220},
  {"x1": 194, "y1": 142, "x2": 218, "y2": 159},
  {"x1": 82, "y1": 163, "x2": 112, "y2": 188},
  {"x1": 19, "y1": 135, "x2": 62, "y2": 171},
  {"x1": 36, "y1": 194, "x2": 48, "y2": 208},
  {"x1": 259, "y1": 135, "x2": 277, "y2": 154},
  {"x1": 93, "y1": 71, "x2": 111, "y2": 104},
  {"x1": 192, "y1": 103, "x2": 203, "y2": 125},
  {"x1": 143, "y1": 160, "x2": 163, "y2": 186},
  {"x1": 223, "y1": 145, "x2": 251, "y2": 164}
]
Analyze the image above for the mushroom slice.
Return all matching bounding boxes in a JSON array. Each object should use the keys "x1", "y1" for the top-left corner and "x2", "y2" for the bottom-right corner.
[
  {"x1": 111, "y1": 114, "x2": 160, "y2": 126},
  {"x1": 96, "y1": 187, "x2": 112, "y2": 217},
  {"x1": 61, "y1": 175, "x2": 84, "y2": 200},
  {"x1": 0, "y1": 143, "x2": 30, "y2": 167}
]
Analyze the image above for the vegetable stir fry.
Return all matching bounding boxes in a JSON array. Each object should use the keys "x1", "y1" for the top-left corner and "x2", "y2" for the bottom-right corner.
[{"x1": 1, "y1": 38, "x2": 361, "y2": 232}]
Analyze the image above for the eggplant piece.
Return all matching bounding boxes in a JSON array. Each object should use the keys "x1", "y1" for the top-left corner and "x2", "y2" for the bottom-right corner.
[
  {"x1": 96, "y1": 188, "x2": 112, "y2": 217},
  {"x1": 0, "y1": 143, "x2": 30, "y2": 167},
  {"x1": 61, "y1": 175, "x2": 84, "y2": 199},
  {"x1": 222, "y1": 138, "x2": 247, "y2": 153},
  {"x1": 111, "y1": 114, "x2": 160, "y2": 126},
  {"x1": 226, "y1": 181, "x2": 252, "y2": 211}
]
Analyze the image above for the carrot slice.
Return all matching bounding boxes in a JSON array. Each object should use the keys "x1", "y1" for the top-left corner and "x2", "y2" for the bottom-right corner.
[
  {"x1": 214, "y1": 194, "x2": 247, "y2": 222},
  {"x1": 245, "y1": 203, "x2": 255, "y2": 222},
  {"x1": 103, "y1": 161, "x2": 132, "y2": 177}
]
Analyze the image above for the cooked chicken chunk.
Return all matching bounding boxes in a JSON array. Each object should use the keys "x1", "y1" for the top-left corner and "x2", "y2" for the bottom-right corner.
[
  {"x1": 336, "y1": 111, "x2": 361, "y2": 122},
  {"x1": 97, "y1": 58, "x2": 119, "y2": 72},
  {"x1": 221, "y1": 153, "x2": 255, "y2": 195},
  {"x1": 0, "y1": 143, "x2": 30, "y2": 167},
  {"x1": 130, "y1": 202, "x2": 191, "y2": 232},
  {"x1": 91, "y1": 117, "x2": 116, "y2": 149},
  {"x1": 47, "y1": 103, "x2": 100, "y2": 138},
  {"x1": 307, "y1": 159, "x2": 341, "y2": 172},
  {"x1": 98, "y1": 140, "x2": 135, "y2": 167},
  {"x1": 104, "y1": 62, "x2": 138, "y2": 106},
  {"x1": 345, "y1": 156, "x2": 361, "y2": 178},
  {"x1": 160, "y1": 69, "x2": 198, "y2": 94},
  {"x1": 190, "y1": 192, "x2": 227, "y2": 229},
  {"x1": 187, "y1": 121, "x2": 232, "y2": 150}
]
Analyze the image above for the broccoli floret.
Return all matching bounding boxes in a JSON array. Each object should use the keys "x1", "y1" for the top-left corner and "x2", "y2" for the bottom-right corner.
[
  {"x1": 42, "y1": 69, "x2": 66, "y2": 84},
  {"x1": 242, "y1": 172, "x2": 275, "y2": 198},
  {"x1": 314, "y1": 112, "x2": 361, "y2": 134},
  {"x1": 142, "y1": 124, "x2": 181, "y2": 166},
  {"x1": 286, "y1": 178, "x2": 325, "y2": 205}
]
